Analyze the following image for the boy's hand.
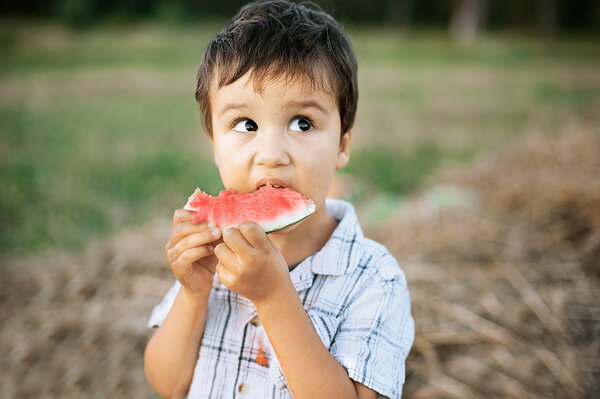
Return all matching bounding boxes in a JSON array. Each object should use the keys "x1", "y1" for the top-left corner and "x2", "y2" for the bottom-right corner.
[
  {"x1": 165, "y1": 209, "x2": 222, "y2": 298},
  {"x1": 214, "y1": 222, "x2": 293, "y2": 305}
]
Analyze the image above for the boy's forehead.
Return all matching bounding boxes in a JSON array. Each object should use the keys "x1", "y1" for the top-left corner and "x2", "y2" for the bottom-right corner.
[{"x1": 210, "y1": 69, "x2": 336, "y2": 104}]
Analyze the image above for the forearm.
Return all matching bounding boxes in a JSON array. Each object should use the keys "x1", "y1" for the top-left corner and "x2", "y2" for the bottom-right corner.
[
  {"x1": 255, "y1": 286, "x2": 358, "y2": 399},
  {"x1": 144, "y1": 289, "x2": 209, "y2": 398}
]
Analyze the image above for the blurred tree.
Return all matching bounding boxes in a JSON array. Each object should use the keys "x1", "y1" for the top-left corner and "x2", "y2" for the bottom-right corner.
[
  {"x1": 537, "y1": 0, "x2": 558, "y2": 39},
  {"x1": 449, "y1": 0, "x2": 488, "y2": 41},
  {"x1": 386, "y1": 0, "x2": 414, "y2": 29},
  {"x1": 0, "y1": 0, "x2": 598, "y2": 36},
  {"x1": 54, "y1": 0, "x2": 97, "y2": 28}
]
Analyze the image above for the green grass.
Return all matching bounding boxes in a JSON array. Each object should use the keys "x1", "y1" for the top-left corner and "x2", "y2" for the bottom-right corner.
[
  {"x1": 1, "y1": 21, "x2": 599, "y2": 254},
  {"x1": 344, "y1": 142, "x2": 450, "y2": 194}
]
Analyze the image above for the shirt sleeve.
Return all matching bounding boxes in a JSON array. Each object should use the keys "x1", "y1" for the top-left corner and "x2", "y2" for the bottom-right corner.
[
  {"x1": 330, "y1": 262, "x2": 414, "y2": 398},
  {"x1": 147, "y1": 281, "x2": 181, "y2": 328}
]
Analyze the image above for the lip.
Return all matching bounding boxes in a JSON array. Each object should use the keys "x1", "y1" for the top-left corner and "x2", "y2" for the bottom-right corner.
[{"x1": 254, "y1": 177, "x2": 290, "y2": 191}]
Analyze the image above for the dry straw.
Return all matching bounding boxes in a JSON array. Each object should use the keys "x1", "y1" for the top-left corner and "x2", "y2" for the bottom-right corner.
[
  {"x1": 370, "y1": 130, "x2": 599, "y2": 398},
  {"x1": 1, "y1": 131, "x2": 598, "y2": 398}
]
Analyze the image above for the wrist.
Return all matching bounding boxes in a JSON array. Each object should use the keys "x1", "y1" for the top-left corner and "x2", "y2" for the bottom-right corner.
[
  {"x1": 253, "y1": 280, "x2": 298, "y2": 316},
  {"x1": 181, "y1": 285, "x2": 211, "y2": 305}
]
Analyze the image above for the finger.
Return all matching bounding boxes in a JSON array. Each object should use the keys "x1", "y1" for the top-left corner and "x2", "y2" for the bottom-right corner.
[
  {"x1": 216, "y1": 261, "x2": 235, "y2": 287},
  {"x1": 213, "y1": 242, "x2": 241, "y2": 271},
  {"x1": 166, "y1": 221, "x2": 220, "y2": 251},
  {"x1": 172, "y1": 208, "x2": 216, "y2": 227},
  {"x1": 172, "y1": 209, "x2": 195, "y2": 228},
  {"x1": 167, "y1": 210, "x2": 201, "y2": 251},
  {"x1": 237, "y1": 221, "x2": 270, "y2": 251},
  {"x1": 221, "y1": 227, "x2": 254, "y2": 255},
  {"x1": 171, "y1": 246, "x2": 214, "y2": 279},
  {"x1": 169, "y1": 228, "x2": 222, "y2": 258}
]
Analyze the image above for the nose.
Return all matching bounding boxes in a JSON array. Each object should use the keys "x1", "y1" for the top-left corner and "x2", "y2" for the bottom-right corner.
[{"x1": 254, "y1": 129, "x2": 290, "y2": 167}]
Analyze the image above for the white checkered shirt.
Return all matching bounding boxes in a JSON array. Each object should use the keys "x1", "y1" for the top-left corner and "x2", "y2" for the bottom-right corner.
[{"x1": 148, "y1": 199, "x2": 414, "y2": 398}]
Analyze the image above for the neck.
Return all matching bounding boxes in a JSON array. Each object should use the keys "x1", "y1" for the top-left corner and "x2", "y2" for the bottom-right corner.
[{"x1": 269, "y1": 202, "x2": 338, "y2": 266}]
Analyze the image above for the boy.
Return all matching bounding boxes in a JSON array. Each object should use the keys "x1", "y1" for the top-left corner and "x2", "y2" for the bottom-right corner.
[{"x1": 144, "y1": 1, "x2": 414, "y2": 398}]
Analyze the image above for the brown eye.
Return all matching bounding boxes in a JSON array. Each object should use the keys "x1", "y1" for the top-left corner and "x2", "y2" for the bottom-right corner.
[
  {"x1": 233, "y1": 119, "x2": 258, "y2": 132},
  {"x1": 289, "y1": 118, "x2": 312, "y2": 132}
]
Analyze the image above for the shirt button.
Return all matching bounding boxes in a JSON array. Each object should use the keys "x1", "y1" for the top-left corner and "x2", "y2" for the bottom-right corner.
[
  {"x1": 238, "y1": 382, "x2": 250, "y2": 394},
  {"x1": 250, "y1": 315, "x2": 261, "y2": 327}
]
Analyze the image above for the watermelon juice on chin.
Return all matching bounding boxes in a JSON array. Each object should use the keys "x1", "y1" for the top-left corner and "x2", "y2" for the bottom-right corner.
[{"x1": 184, "y1": 186, "x2": 315, "y2": 233}]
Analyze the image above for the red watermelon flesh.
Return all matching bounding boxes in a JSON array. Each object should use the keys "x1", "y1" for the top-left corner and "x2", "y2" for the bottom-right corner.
[{"x1": 184, "y1": 186, "x2": 315, "y2": 233}]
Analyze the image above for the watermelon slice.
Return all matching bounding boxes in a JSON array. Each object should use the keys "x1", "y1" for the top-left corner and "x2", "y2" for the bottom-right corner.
[{"x1": 184, "y1": 186, "x2": 315, "y2": 233}]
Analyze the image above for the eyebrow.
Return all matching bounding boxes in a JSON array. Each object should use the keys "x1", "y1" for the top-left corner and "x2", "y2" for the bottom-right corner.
[
  {"x1": 218, "y1": 103, "x2": 248, "y2": 118},
  {"x1": 285, "y1": 99, "x2": 330, "y2": 115},
  {"x1": 217, "y1": 99, "x2": 330, "y2": 118}
]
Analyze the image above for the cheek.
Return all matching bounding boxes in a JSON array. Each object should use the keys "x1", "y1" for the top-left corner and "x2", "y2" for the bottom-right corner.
[
  {"x1": 216, "y1": 155, "x2": 243, "y2": 177},
  {"x1": 301, "y1": 147, "x2": 339, "y2": 190},
  {"x1": 213, "y1": 141, "x2": 242, "y2": 183}
]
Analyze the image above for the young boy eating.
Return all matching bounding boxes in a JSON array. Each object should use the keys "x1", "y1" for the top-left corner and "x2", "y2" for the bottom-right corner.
[{"x1": 144, "y1": 1, "x2": 414, "y2": 398}]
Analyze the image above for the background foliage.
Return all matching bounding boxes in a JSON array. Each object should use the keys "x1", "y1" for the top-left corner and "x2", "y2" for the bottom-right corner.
[
  {"x1": 1, "y1": 0, "x2": 599, "y2": 34},
  {"x1": 1, "y1": 18, "x2": 599, "y2": 254}
]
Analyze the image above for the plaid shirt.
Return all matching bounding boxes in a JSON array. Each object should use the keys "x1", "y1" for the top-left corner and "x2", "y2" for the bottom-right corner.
[{"x1": 148, "y1": 199, "x2": 414, "y2": 398}]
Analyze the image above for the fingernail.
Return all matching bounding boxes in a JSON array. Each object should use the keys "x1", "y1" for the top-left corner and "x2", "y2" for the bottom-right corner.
[
  {"x1": 208, "y1": 221, "x2": 216, "y2": 228},
  {"x1": 212, "y1": 229, "x2": 221, "y2": 237},
  {"x1": 205, "y1": 245, "x2": 214, "y2": 251}
]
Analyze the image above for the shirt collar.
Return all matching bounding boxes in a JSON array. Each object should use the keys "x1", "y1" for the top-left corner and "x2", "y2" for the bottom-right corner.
[{"x1": 289, "y1": 199, "x2": 363, "y2": 290}]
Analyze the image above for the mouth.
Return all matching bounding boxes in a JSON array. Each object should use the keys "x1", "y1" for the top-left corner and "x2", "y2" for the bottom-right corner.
[{"x1": 255, "y1": 178, "x2": 289, "y2": 191}]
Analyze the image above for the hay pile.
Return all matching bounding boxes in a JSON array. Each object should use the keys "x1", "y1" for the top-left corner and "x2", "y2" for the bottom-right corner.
[
  {"x1": 368, "y1": 131, "x2": 599, "y2": 398},
  {"x1": 1, "y1": 131, "x2": 598, "y2": 398},
  {"x1": 0, "y1": 222, "x2": 173, "y2": 398}
]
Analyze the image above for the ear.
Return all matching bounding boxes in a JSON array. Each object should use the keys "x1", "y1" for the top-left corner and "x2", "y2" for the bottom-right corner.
[{"x1": 336, "y1": 130, "x2": 352, "y2": 170}]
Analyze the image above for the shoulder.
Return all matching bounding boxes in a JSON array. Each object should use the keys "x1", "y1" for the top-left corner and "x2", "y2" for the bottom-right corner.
[
  {"x1": 359, "y1": 237, "x2": 404, "y2": 280},
  {"x1": 355, "y1": 236, "x2": 405, "y2": 283},
  {"x1": 320, "y1": 238, "x2": 414, "y2": 399},
  {"x1": 320, "y1": 235, "x2": 409, "y2": 315},
  {"x1": 320, "y1": 199, "x2": 406, "y2": 283}
]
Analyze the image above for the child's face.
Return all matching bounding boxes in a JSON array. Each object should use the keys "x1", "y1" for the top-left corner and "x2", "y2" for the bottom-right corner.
[{"x1": 209, "y1": 71, "x2": 351, "y2": 211}]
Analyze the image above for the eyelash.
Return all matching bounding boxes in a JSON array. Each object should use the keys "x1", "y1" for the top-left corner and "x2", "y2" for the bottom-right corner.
[
  {"x1": 230, "y1": 116, "x2": 249, "y2": 130},
  {"x1": 229, "y1": 115, "x2": 316, "y2": 131},
  {"x1": 294, "y1": 115, "x2": 315, "y2": 130}
]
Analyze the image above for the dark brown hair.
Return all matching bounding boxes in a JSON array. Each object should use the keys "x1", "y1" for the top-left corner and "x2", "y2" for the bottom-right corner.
[{"x1": 195, "y1": 0, "x2": 358, "y2": 136}]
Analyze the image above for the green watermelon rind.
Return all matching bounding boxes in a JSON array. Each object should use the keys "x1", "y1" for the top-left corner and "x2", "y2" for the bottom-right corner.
[{"x1": 261, "y1": 200, "x2": 315, "y2": 233}]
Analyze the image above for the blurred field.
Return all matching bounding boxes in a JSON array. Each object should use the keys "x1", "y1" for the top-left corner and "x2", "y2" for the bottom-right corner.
[
  {"x1": 1, "y1": 21, "x2": 599, "y2": 398},
  {"x1": 2, "y1": 22, "x2": 599, "y2": 254}
]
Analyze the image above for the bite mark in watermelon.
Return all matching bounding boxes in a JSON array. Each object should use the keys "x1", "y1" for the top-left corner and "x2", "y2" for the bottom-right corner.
[{"x1": 184, "y1": 186, "x2": 315, "y2": 233}]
